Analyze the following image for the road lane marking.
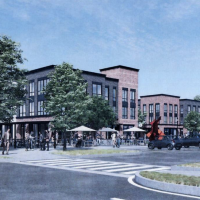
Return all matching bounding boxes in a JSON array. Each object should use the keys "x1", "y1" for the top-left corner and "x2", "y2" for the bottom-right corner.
[{"x1": 105, "y1": 165, "x2": 153, "y2": 172}]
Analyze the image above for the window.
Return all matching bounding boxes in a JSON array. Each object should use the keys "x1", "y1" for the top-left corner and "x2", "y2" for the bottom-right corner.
[
  {"x1": 130, "y1": 90, "x2": 135, "y2": 103},
  {"x1": 38, "y1": 101, "x2": 48, "y2": 115},
  {"x1": 92, "y1": 83, "x2": 102, "y2": 96},
  {"x1": 113, "y1": 87, "x2": 116, "y2": 101},
  {"x1": 122, "y1": 88, "x2": 128, "y2": 102},
  {"x1": 122, "y1": 107, "x2": 128, "y2": 119},
  {"x1": 20, "y1": 103, "x2": 26, "y2": 117},
  {"x1": 29, "y1": 81, "x2": 34, "y2": 96},
  {"x1": 149, "y1": 104, "x2": 154, "y2": 123},
  {"x1": 198, "y1": 106, "x2": 200, "y2": 113},
  {"x1": 193, "y1": 105, "x2": 196, "y2": 112},
  {"x1": 130, "y1": 108, "x2": 135, "y2": 119},
  {"x1": 169, "y1": 104, "x2": 173, "y2": 124},
  {"x1": 180, "y1": 105, "x2": 183, "y2": 114},
  {"x1": 143, "y1": 104, "x2": 146, "y2": 114},
  {"x1": 29, "y1": 102, "x2": 34, "y2": 116},
  {"x1": 113, "y1": 106, "x2": 116, "y2": 113},
  {"x1": 38, "y1": 79, "x2": 49, "y2": 95},
  {"x1": 105, "y1": 86, "x2": 109, "y2": 100},
  {"x1": 187, "y1": 105, "x2": 191, "y2": 113},
  {"x1": 174, "y1": 105, "x2": 178, "y2": 124},
  {"x1": 164, "y1": 103, "x2": 167, "y2": 123},
  {"x1": 155, "y1": 103, "x2": 160, "y2": 120}
]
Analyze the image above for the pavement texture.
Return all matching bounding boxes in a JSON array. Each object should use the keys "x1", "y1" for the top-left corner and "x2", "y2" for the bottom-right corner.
[{"x1": 0, "y1": 145, "x2": 200, "y2": 199}]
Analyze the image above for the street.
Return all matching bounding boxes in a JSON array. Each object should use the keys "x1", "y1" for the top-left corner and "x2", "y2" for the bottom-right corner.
[{"x1": 0, "y1": 146, "x2": 200, "y2": 200}]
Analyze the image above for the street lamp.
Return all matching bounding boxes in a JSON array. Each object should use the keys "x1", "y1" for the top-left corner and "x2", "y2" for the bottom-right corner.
[{"x1": 176, "y1": 117, "x2": 178, "y2": 138}]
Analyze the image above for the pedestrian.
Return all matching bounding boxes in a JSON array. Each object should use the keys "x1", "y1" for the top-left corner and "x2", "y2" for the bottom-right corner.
[
  {"x1": 39, "y1": 132, "x2": 43, "y2": 150},
  {"x1": 25, "y1": 131, "x2": 30, "y2": 151},
  {"x1": 29, "y1": 131, "x2": 34, "y2": 150},
  {"x1": 111, "y1": 132, "x2": 116, "y2": 148},
  {"x1": 116, "y1": 135, "x2": 121, "y2": 148},
  {"x1": 46, "y1": 130, "x2": 51, "y2": 151},
  {"x1": 2, "y1": 129, "x2": 10, "y2": 155},
  {"x1": 56, "y1": 131, "x2": 58, "y2": 144}
]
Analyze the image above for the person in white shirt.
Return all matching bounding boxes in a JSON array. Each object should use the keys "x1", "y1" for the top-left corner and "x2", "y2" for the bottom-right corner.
[
  {"x1": 111, "y1": 132, "x2": 116, "y2": 148},
  {"x1": 2, "y1": 129, "x2": 10, "y2": 155}
]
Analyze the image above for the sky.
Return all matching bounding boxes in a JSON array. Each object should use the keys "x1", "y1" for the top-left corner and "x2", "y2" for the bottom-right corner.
[{"x1": 1, "y1": 0, "x2": 200, "y2": 99}]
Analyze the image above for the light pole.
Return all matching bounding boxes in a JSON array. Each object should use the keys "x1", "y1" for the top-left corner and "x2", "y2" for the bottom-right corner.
[{"x1": 176, "y1": 117, "x2": 178, "y2": 138}]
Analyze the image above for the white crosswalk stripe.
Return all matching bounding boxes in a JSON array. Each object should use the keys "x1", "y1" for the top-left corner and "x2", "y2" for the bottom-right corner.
[{"x1": 20, "y1": 158, "x2": 170, "y2": 178}]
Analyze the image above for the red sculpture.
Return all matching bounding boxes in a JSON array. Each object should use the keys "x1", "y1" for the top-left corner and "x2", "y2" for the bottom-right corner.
[{"x1": 147, "y1": 116, "x2": 165, "y2": 141}]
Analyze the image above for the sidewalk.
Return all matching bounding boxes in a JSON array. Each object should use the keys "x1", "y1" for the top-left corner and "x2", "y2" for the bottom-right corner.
[{"x1": 0, "y1": 144, "x2": 146, "y2": 163}]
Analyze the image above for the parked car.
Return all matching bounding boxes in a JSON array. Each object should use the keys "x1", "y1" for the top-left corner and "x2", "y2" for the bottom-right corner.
[
  {"x1": 174, "y1": 135, "x2": 200, "y2": 148},
  {"x1": 148, "y1": 136, "x2": 182, "y2": 150}
]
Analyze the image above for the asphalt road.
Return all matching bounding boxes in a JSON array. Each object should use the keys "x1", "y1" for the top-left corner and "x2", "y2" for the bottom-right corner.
[
  {"x1": 0, "y1": 163, "x2": 195, "y2": 200},
  {"x1": 86, "y1": 146, "x2": 200, "y2": 166}
]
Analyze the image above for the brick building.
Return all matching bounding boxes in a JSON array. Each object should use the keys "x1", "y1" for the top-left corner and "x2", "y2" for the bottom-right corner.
[
  {"x1": 0, "y1": 65, "x2": 139, "y2": 140},
  {"x1": 139, "y1": 94, "x2": 184, "y2": 136}
]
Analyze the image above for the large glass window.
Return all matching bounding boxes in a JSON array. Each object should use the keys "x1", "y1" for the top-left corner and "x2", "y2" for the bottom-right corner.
[
  {"x1": 29, "y1": 81, "x2": 34, "y2": 96},
  {"x1": 92, "y1": 83, "x2": 102, "y2": 96},
  {"x1": 38, "y1": 79, "x2": 49, "y2": 95},
  {"x1": 105, "y1": 86, "x2": 109, "y2": 100},
  {"x1": 29, "y1": 102, "x2": 34, "y2": 116},
  {"x1": 113, "y1": 87, "x2": 116, "y2": 101},
  {"x1": 164, "y1": 103, "x2": 167, "y2": 123},
  {"x1": 20, "y1": 103, "x2": 26, "y2": 117},
  {"x1": 174, "y1": 105, "x2": 178, "y2": 124},
  {"x1": 198, "y1": 106, "x2": 200, "y2": 113},
  {"x1": 193, "y1": 105, "x2": 196, "y2": 112},
  {"x1": 187, "y1": 105, "x2": 191, "y2": 113},
  {"x1": 143, "y1": 104, "x2": 147, "y2": 122},
  {"x1": 122, "y1": 88, "x2": 128, "y2": 102},
  {"x1": 130, "y1": 90, "x2": 135, "y2": 103},
  {"x1": 169, "y1": 104, "x2": 173, "y2": 124},
  {"x1": 155, "y1": 103, "x2": 160, "y2": 120},
  {"x1": 180, "y1": 105, "x2": 183, "y2": 114},
  {"x1": 38, "y1": 101, "x2": 48, "y2": 115},
  {"x1": 149, "y1": 104, "x2": 154, "y2": 123},
  {"x1": 130, "y1": 108, "x2": 135, "y2": 119},
  {"x1": 122, "y1": 107, "x2": 128, "y2": 119}
]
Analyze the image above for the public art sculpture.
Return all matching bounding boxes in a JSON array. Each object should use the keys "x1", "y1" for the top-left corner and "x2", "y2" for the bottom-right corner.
[{"x1": 147, "y1": 116, "x2": 165, "y2": 141}]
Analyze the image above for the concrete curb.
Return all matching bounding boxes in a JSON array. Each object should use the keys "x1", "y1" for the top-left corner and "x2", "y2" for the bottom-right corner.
[
  {"x1": 172, "y1": 165, "x2": 200, "y2": 171},
  {"x1": 135, "y1": 171, "x2": 200, "y2": 197}
]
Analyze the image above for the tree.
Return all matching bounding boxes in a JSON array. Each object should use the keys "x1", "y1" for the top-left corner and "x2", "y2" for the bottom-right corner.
[
  {"x1": 0, "y1": 36, "x2": 27, "y2": 123},
  {"x1": 44, "y1": 62, "x2": 90, "y2": 131},
  {"x1": 86, "y1": 96, "x2": 116, "y2": 130},
  {"x1": 194, "y1": 95, "x2": 200, "y2": 101},
  {"x1": 138, "y1": 109, "x2": 146, "y2": 127},
  {"x1": 184, "y1": 111, "x2": 200, "y2": 133}
]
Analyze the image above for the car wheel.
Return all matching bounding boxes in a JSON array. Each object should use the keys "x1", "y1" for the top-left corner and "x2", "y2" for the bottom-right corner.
[
  {"x1": 167, "y1": 144, "x2": 173, "y2": 150},
  {"x1": 175, "y1": 147, "x2": 181, "y2": 150},
  {"x1": 157, "y1": 147, "x2": 162, "y2": 149},
  {"x1": 148, "y1": 143, "x2": 154, "y2": 150},
  {"x1": 184, "y1": 146, "x2": 189, "y2": 148}
]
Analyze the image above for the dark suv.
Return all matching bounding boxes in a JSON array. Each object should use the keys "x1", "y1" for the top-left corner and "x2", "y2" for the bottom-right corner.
[
  {"x1": 174, "y1": 135, "x2": 200, "y2": 148},
  {"x1": 148, "y1": 136, "x2": 178, "y2": 150}
]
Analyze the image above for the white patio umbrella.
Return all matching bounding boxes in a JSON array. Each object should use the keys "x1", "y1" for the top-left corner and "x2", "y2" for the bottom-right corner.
[
  {"x1": 68, "y1": 125, "x2": 96, "y2": 132},
  {"x1": 123, "y1": 127, "x2": 145, "y2": 132},
  {"x1": 98, "y1": 127, "x2": 117, "y2": 139}
]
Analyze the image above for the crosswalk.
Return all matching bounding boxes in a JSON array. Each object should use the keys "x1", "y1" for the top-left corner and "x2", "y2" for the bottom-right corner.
[{"x1": 20, "y1": 158, "x2": 170, "y2": 178}]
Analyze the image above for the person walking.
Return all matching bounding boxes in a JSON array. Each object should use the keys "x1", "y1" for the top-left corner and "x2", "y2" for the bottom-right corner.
[
  {"x1": 116, "y1": 135, "x2": 121, "y2": 148},
  {"x1": 56, "y1": 131, "x2": 58, "y2": 145},
  {"x1": 46, "y1": 130, "x2": 51, "y2": 151},
  {"x1": 39, "y1": 132, "x2": 43, "y2": 150},
  {"x1": 2, "y1": 129, "x2": 10, "y2": 155},
  {"x1": 25, "y1": 131, "x2": 30, "y2": 151},
  {"x1": 111, "y1": 132, "x2": 116, "y2": 148}
]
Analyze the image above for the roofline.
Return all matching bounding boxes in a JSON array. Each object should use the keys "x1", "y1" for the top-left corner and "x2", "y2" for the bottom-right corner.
[
  {"x1": 140, "y1": 94, "x2": 180, "y2": 98},
  {"x1": 180, "y1": 99, "x2": 200, "y2": 102},
  {"x1": 25, "y1": 65, "x2": 55, "y2": 75},
  {"x1": 100, "y1": 65, "x2": 139, "y2": 72}
]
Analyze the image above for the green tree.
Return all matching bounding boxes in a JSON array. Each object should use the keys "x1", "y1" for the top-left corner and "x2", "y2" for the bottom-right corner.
[
  {"x1": 86, "y1": 96, "x2": 116, "y2": 130},
  {"x1": 184, "y1": 111, "x2": 200, "y2": 133},
  {"x1": 0, "y1": 36, "x2": 27, "y2": 123},
  {"x1": 194, "y1": 95, "x2": 200, "y2": 101},
  {"x1": 138, "y1": 109, "x2": 147, "y2": 127},
  {"x1": 44, "y1": 62, "x2": 90, "y2": 131}
]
